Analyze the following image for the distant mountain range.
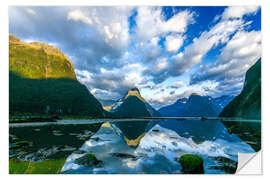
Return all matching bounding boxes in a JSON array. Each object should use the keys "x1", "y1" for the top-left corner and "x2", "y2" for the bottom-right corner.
[
  {"x1": 220, "y1": 58, "x2": 261, "y2": 119},
  {"x1": 158, "y1": 94, "x2": 234, "y2": 117},
  {"x1": 9, "y1": 34, "x2": 104, "y2": 117},
  {"x1": 102, "y1": 88, "x2": 161, "y2": 117}
]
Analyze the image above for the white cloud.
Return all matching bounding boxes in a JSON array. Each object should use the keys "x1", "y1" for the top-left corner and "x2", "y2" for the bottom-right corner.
[
  {"x1": 67, "y1": 9, "x2": 93, "y2": 25},
  {"x1": 76, "y1": 62, "x2": 147, "y2": 99},
  {"x1": 153, "y1": 57, "x2": 169, "y2": 72},
  {"x1": 171, "y1": 81, "x2": 185, "y2": 88},
  {"x1": 168, "y1": 6, "x2": 258, "y2": 77},
  {"x1": 165, "y1": 34, "x2": 184, "y2": 52},
  {"x1": 133, "y1": 7, "x2": 194, "y2": 64},
  {"x1": 26, "y1": 8, "x2": 36, "y2": 15},
  {"x1": 135, "y1": 7, "x2": 194, "y2": 41},
  {"x1": 190, "y1": 30, "x2": 261, "y2": 96},
  {"x1": 222, "y1": 6, "x2": 259, "y2": 20},
  {"x1": 67, "y1": 7, "x2": 133, "y2": 50},
  {"x1": 9, "y1": 6, "x2": 261, "y2": 108}
]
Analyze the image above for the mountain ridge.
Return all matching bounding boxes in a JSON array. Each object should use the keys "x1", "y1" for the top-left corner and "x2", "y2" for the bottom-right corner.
[
  {"x1": 107, "y1": 88, "x2": 161, "y2": 117},
  {"x1": 9, "y1": 34, "x2": 104, "y2": 117},
  {"x1": 220, "y1": 58, "x2": 261, "y2": 119},
  {"x1": 158, "y1": 94, "x2": 234, "y2": 117}
]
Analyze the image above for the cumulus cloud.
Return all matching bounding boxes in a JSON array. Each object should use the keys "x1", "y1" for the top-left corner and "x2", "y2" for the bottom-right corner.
[
  {"x1": 67, "y1": 9, "x2": 93, "y2": 25},
  {"x1": 190, "y1": 30, "x2": 261, "y2": 96},
  {"x1": 170, "y1": 81, "x2": 185, "y2": 88},
  {"x1": 135, "y1": 7, "x2": 194, "y2": 41},
  {"x1": 165, "y1": 34, "x2": 184, "y2": 52},
  {"x1": 168, "y1": 18, "x2": 247, "y2": 77},
  {"x1": 9, "y1": 6, "x2": 261, "y2": 107},
  {"x1": 222, "y1": 6, "x2": 259, "y2": 20},
  {"x1": 133, "y1": 7, "x2": 194, "y2": 66},
  {"x1": 76, "y1": 63, "x2": 148, "y2": 99},
  {"x1": 25, "y1": 8, "x2": 36, "y2": 15},
  {"x1": 9, "y1": 6, "x2": 134, "y2": 73}
]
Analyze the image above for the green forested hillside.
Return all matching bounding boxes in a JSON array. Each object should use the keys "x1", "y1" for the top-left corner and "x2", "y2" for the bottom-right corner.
[
  {"x1": 9, "y1": 34, "x2": 104, "y2": 117},
  {"x1": 9, "y1": 34, "x2": 76, "y2": 80},
  {"x1": 220, "y1": 58, "x2": 261, "y2": 119}
]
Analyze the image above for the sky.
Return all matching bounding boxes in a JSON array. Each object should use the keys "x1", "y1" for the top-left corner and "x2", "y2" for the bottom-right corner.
[{"x1": 9, "y1": 6, "x2": 261, "y2": 109}]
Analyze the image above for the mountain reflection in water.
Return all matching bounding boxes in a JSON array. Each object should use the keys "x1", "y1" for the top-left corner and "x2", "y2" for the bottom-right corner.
[
  {"x1": 9, "y1": 119, "x2": 260, "y2": 174},
  {"x1": 60, "y1": 119, "x2": 259, "y2": 174}
]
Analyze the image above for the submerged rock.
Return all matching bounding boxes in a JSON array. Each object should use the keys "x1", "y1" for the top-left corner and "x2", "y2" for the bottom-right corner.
[
  {"x1": 110, "y1": 153, "x2": 137, "y2": 159},
  {"x1": 74, "y1": 153, "x2": 102, "y2": 167},
  {"x1": 73, "y1": 150, "x2": 87, "y2": 154},
  {"x1": 209, "y1": 156, "x2": 237, "y2": 174},
  {"x1": 179, "y1": 154, "x2": 204, "y2": 174},
  {"x1": 90, "y1": 137, "x2": 100, "y2": 141},
  {"x1": 10, "y1": 140, "x2": 31, "y2": 150}
]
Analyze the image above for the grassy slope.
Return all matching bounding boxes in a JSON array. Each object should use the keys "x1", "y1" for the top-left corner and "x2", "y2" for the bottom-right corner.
[
  {"x1": 220, "y1": 58, "x2": 261, "y2": 119},
  {"x1": 9, "y1": 34, "x2": 76, "y2": 80},
  {"x1": 9, "y1": 34, "x2": 104, "y2": 117},
  {"x1": 9, "y1": 158, "x2": 66, "y2": 174}
]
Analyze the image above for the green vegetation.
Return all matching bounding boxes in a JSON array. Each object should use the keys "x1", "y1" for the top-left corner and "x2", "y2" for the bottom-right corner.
[
  {"x1": 9, "y1": 34, "x2": 76, "y2": 80},
  {"x1": 74, "y1": 153, "x2": 102, "y2": 167},
  {"x1": 10, "y1": 140, "x2": 30, "y2": 150},
  {"x1": 9, "y1": 34, "x2": 104, "y2": 118},
  {"x1": 14, "y1": 140, "x2": 30, "y2": 148},
  {"x1": 9, "y1": 158, "x2": 66, "y2": 174},
  {"x1": 220, "y1": 58, "x2": 261, "y2": 119},
  {"x1": 179, "y1": 154, "x2": 204, "y2": 174},
  {"x1": 84, "y1": 153, "x2": 97, "y2": 159}
]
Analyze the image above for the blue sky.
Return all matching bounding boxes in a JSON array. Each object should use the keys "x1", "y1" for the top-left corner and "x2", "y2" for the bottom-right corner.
[{"x1": 9, "y1": 6, "x2": 261, "y2": 108}]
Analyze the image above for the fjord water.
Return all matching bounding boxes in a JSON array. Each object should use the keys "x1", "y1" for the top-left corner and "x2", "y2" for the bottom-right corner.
[{"x1": 9, "y1": 119, "x2": 260, "y2": 174}]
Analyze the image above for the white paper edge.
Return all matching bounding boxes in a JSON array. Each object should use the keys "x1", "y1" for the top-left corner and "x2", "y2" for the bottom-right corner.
[{"x1": 236, "y1": 151, "x2": 262, "y2": 175}]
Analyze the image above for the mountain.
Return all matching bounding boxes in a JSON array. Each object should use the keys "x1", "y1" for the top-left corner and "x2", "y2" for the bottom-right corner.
[
  {"x1": 9, "y1": 34, "x2": 104, "y2": 117},
  {"x1": 158, "y1": 94, "x2": 232, "y2": 117},
  {"x1": 180, "y1": 94, "x2": 218, "y2": 117},
  {"x1": 158, "y1": 98, "x2": 188, "y2": 117},
  {"x1": 98, "y1": 99, "x2": 118, "y2": 111},
  {"x1": 209, "y1": 95, "x2": 234, "y2": 114},
  {"x1": 220, "y1": 58, "x2": 261, "y2": 119},
  {"x1": 109, "y1": 88, "x2": 161, "y2": 117}
]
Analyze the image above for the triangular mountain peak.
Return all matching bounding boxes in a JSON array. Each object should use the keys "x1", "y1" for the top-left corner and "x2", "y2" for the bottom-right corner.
[
  {"x1": 190, "y1": 92, "x2": 201, "y2": 97},
  {"x1": 125, "y1": 87, "x2": 145, "y2": 102}
]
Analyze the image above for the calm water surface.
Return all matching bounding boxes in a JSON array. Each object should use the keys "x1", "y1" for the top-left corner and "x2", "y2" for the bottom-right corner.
[{"x1": 9, "y1": 119, "x2": 261, "y2": 174}]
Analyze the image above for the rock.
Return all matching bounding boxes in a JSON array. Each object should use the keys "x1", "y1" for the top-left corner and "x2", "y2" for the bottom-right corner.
[
  {"x1": 52, "y1": 130, "x2": 64, "y2": 136},
  {"x1": 58, "y1": 145, "x2": 76, "y2": 151},
  {"x1": 201, "y1": 117, "x2": 207, "y2": 121},
  {"x1": 110, "y1": 153, "x2": 136, "y2": 159},
  {"x1": 152, "y1": 129, "x2": 159, "y2": 132},
  {"x1": 179, "y1": 154, "x2": 204, "y2": 174},
  {"x1": 10, "y1": 141, "x2": 30, "y2": 150},
  {"x1": 209, "y1": 156, "x2": 237, "y2": 174},
  {"x1": 91, "y1": 137, "x2": 100, "y2": 141},
  {"x1": 74, "y1": 153, "x2": 102, "y2": 167},
  {"x1": 73, "y1": 150, "x2": 86, "y2": 154},
  {"x1": 83, "y1": 135, "x2": 91, "y2": 140}
]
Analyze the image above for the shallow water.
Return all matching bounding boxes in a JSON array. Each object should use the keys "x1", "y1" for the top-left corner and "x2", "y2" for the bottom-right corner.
[{"x1": 9, "y1": 118, "x2": 261, "y2": 174}]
